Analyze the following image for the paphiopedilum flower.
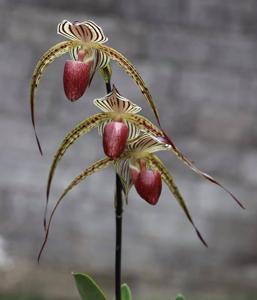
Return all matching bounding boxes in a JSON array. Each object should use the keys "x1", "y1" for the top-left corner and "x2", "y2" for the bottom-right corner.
[
  {"x1": 30, "y1": 19, "x2": 160, "y2": 154},
  {"x1": 38, "y1": 97, "x2": 245, "y2": 261},
  {"x1": 43, "y1": 87, "x2": 165, "y2": 230},
  {"x1": 38, "y1": 132, "x2": 211, "y2": 260},
  {"x1": 43, "y1": 85, "x2": 244, "y2": 229},
  {"x1": 30, "y1": 20, "x2": 244, "y2": 215}
]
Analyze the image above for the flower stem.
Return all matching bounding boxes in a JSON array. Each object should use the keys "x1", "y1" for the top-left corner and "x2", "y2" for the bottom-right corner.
[
  {"x1": 115, "y1": 174, "x2": 123, "y2": 300},
  {"x1": 105, "y1": 79, "x2": 123, "y2": 300}
]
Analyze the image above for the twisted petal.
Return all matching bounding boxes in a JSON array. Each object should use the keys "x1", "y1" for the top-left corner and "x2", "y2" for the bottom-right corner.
[
  {"x1": 30, "y1": 40, "x2": 79, "y2": 154},
  {"x1": 57, "y1": 20, "x2": 108, "y2": 43},
  {"x1": 38, "y1": 157, "x2": 112, "y2": 262},
  {"x1": 44, "y1": 113, "x2": 110, "y2": 229},
  {"x1": 92, "y1": 43, "x2": 160, "y2": 124},
  {"x1": 146, "y1": 154, "x2": 208, "y2": 247}
]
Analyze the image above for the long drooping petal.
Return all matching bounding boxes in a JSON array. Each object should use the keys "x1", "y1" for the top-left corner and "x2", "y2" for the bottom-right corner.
[
  {"x1": 123, "y1": 115, "x2": 244, "y2": 209},
  {"x1": 38, "y1": 157, "x2": 112, "y2": 262},
  {"x1": 30, "y1": 40, "x2": 79, "y2": 154},
  {"x1": 146, "y1": 154, "x2": 208, "y2": 247},
  {"x1": 160, "y1": 135, "x2": 245, "y2": 209},
  {"x1": 44, "y1": 113, "x2": 109, "y2": 229},
  {"x1": 91, "y1": 43, "x2": 160, "y2": 125}
]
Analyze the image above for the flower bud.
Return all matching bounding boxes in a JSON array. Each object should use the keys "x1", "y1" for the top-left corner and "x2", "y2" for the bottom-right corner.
[
  {"x1": 134, "y1": 167, "x2": 162, "y2": 205},
  {"x1": 103, "y1": 121, "x2": 129, "y2": 159},
  {"x1": 63, "y1": 60, "x2": 93, "y2": 101}
]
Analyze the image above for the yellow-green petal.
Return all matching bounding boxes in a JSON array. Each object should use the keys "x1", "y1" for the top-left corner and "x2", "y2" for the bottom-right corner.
[
  {"x1": 146, "y1": 154, "x2": 208, "y2": 247},
  {"x1": 91, "y1": 43, "x2": 160, "y2": 125},
  {"x1": 30, "y1": 40, "x2": 79, "y2": 154},
  {"x1": 38, "y1": 157, "x2": 112, "y2": 262},
  {"x1": 44, "y1": 113, "x2": 109, "y2": 230}
]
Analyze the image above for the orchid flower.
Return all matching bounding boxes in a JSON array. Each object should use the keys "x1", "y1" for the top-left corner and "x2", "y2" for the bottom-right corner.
[
  {"x1": 37, "y1": 79, "x2": 245, "y2": 260},
  {"x1": 38, "y1": 132, "x2": 210, "y2": 261},
  {"x1": 30, "y1": 19, "x2": 160, "y2": 154},
  {"x1": 43, "y1": 85, "x2": 244, "y2": 228},
  {"x1": 30, "y1": 17, "x2": 243, "y2": 213},
  {"x1": 43, "y1": 87, "x2": 164, "y2": 230}
]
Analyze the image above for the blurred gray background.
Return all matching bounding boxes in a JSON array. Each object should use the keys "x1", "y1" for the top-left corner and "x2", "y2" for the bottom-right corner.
[{"x1": 0, "y1": 0, "x2": 256, "y2": 299}]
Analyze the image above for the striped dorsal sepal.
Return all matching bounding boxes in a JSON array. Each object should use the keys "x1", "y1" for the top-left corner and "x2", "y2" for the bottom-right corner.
[
  {"x1": 94, "y1": 86, "x2": 142, "y2": 114},
  {"x1": 127, "y1": 133, "x2": 171, "y2": 154},
  {"x1": 57, "y1": 20, "x2": 108, "y2": 44},
  {"x1": 94, "y1": 86, "x2": 141, "y2": 140}
]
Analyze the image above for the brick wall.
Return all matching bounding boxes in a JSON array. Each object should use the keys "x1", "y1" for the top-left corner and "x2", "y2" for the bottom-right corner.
[{"x1": 0, "y1": 1, "x2": 256, "y2": 299}]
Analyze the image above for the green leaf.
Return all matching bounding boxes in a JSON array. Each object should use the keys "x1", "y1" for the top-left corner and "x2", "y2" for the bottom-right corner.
[
  {"x1": 175, "y1": 294, "x2": 185, "y2": 300},
  {"x1": 121, "y1": 283, "x2": 132, "y2": 300},
  {"x1": 72, "y1": 273, "x2": 107, "y2": 300}
]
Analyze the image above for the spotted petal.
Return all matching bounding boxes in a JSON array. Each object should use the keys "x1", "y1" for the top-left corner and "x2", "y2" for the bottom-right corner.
[
  {"x1": 38, "y1": 157, "x2": 112, "y2": 262},
  {"x1": 30, "y1": 40, "x2": 79, "y2": 154},
  {"x1": 160, "y1": 135, "x2": 245, "y2": 209},
  {"x1": 44, "y1": 113, "x2": 110, "y2": 229},
  {"x1": 57, "y1": 20, "x2": 108, "y2": 43},
  {"x1": 92, "y1": 44, "x2": 160, "y2": 125},
  {"x1": 146, "y1": 154, "x2": 208, "y2": 247}
]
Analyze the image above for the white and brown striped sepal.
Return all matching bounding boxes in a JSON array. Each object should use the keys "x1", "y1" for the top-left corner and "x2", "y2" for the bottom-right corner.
[
  {"x1": 94, "y1": 86, "x2": 142, "y2": 114},
  {"x1": 57, "y1": 20, "x2": 108, "y2": 43},
  {"x1": 95, "y1": 86, "x2": 142, "y2": 140},
  {"x1": 128, "y1": 133, "x2": 171, "y2": 154}
]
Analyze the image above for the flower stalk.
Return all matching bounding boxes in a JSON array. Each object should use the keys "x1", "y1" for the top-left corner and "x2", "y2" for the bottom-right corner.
[
  {"x1": 105, "y1": 77, "x2": 123, "y2": 300},
  {"x1": 115, "y1": 173, "x2": 123, "y2": 300}
]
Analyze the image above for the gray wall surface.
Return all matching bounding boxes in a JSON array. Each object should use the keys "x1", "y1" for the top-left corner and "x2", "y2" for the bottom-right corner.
[{"x1": 0, "y1": 0, "x2": 256, "y2": 299}]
